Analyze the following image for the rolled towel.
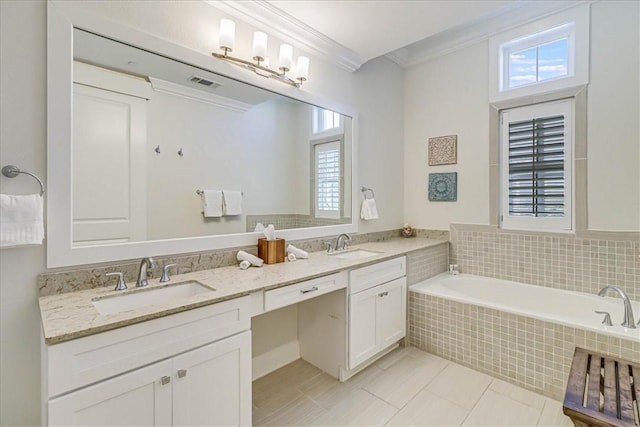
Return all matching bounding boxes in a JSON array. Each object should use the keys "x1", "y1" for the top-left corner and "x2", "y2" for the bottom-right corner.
[
  {"x1": 287, "y1": 253, "x2": 297, "y2": 262},
  {"x1": 237, "y1": 250, "x2": 264, "y2": 267},
  {"x1": 286, "y1": 244, "x2": 308, "y2": 259},
  {"x1": 239, "y1": 260, "x2": 251, "y2": 270}
]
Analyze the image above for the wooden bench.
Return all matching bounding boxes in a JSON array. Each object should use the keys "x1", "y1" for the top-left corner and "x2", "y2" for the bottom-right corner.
[{"x1": 563, "y1": 347, "x2": 639, "y2": 427}]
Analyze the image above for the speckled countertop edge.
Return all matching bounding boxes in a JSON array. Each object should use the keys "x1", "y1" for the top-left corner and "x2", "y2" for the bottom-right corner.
[{"x1": 39, "y1": 238, "x2": 447, "y2": 345}]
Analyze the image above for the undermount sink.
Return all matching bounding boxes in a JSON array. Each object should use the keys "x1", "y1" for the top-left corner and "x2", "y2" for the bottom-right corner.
[
  {"x1": 92, "y1": 281, "x2": 215, "y2": 315},
  {"x1": 331, "y1": 249, "x2": 381, "y2": 260}
]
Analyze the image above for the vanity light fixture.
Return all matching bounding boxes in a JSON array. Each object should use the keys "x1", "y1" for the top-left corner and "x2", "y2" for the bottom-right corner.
[{"x1": 212, "y1": 19, "x2": 309, "y2": 88}]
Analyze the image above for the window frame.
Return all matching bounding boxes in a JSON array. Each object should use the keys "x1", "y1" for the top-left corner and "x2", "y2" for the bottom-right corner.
[
  {"x1": 311, "y1": 136, "x2": 344, "y2": 219},
  {"x1": 311, "y1": 106, "x2": 343, "y2": 138},
  {"x1": 500, "y1": 99, "x2": 574, "y2": 232},
  {"x1": 489, "y1": 4, "x2": 589, "y2": 103}
]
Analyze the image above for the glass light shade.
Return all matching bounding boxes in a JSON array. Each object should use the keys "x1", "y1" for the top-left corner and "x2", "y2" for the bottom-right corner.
[
  {"x1": 252, "y1": 32, "x2": 268, "y2": 61},
  {"x1": 219, "y1": 19, "x2": 235, "y2": 52},
  {"x1": 296, "y1": 56, "x2": 309, "y2": 81},
  {"x1": 279, "y1": 44, "x2": 293, "y2": 71}
]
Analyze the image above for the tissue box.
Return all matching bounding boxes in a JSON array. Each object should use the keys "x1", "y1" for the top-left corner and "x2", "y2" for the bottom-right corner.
[{"x1": 258, "y1": 238, "x2": 285, "y2": 264}]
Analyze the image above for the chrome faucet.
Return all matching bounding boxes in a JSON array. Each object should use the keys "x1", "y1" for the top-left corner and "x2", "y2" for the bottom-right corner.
[
  {"x1": 136, "y1": 257, "x2": 157, "y2": 287},
  {"x1": 598, "y1": 286, "x2": 636, "y2": 328},
  {"x1": 334, "y1": 233, "x2": 352, "y2": 251}
]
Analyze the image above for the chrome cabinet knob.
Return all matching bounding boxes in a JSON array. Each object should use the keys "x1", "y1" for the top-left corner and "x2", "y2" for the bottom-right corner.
[
  {"x1": 161, "y1": 376, "x2": 171, "y2": 385},
  {"x1": 177, "y1": 369, "x2": 187, "y2": 378}
]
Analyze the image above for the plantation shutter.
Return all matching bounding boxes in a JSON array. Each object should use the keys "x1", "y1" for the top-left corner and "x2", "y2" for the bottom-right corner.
[
  {"x1": 500, "y1": 99, "x2": 573, "y2": 231},
  {"x1": 507, "y1": 114, "x2": 565, "y2": 217},
  {"x1": 315, "y1": 140, "x2": 340, "y2": 217}
]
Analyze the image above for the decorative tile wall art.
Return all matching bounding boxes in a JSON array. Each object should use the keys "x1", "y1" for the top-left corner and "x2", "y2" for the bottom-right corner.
[
  {"x1": 428, "y1": 135, "x2": 457, "y2": 166},
  {"x1": 428, "y1": 172, "x2": 457, "y2": 201}
]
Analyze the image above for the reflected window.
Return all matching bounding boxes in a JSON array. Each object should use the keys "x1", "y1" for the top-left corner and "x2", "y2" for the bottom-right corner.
[
  {"x1": 314, "y1": 140, "x2": 341, "y2": 218},
  {"x1": 312, "y1": 107, "x2": 342, "y2": 135}
]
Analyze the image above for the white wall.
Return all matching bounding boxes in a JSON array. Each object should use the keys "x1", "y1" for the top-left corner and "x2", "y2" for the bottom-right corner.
[
  {"x1": 403, "y1": 1, "x2": 640, "y2": 232},
  {"x1": 0, "y1": 1, "x2": 404, "y2": 425}
]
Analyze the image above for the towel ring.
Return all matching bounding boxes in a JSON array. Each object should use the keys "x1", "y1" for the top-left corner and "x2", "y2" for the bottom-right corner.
[
  {"x1": 361, "y1": 186, "x2": 375, "y2": 199},
  {"x1": 1, "y1": 165, "x2": 45, "y2": 196}
]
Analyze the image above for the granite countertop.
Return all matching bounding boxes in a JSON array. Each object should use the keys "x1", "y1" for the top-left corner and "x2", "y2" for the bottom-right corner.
[{"x1": 39, "y1": 238, "x2": 447, "y2": 345}]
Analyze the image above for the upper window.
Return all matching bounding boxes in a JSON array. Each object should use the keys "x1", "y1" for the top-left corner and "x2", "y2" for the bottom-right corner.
[
  {"x1": 502, "y1": 24, "x2": 573, "y2": 92},
  {"x1": 500, "y1": 99, "x2": 573, "y2": 231},
  {"x1": 312, "y1": 107, "x2": 342, "y2": 136},
  {"x1": 489, "y1": 4, "x2": 589, "y2": 102}
]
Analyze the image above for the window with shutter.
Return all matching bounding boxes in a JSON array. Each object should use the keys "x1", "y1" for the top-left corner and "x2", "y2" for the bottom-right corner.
[
  {"x1": 500, "y1": 99, "x2": 573, "y2": 231},
  {"x1": 314, "y1": 140, "x2": 341, "y2": 219}
]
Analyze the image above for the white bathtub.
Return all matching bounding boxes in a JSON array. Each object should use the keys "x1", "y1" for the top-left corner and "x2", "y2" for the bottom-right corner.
[{"x1": 410, "y1": 273, "x2": 640, "y2": 342}]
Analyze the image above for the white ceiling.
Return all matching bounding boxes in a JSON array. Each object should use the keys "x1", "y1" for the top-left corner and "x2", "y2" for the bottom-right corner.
[
  {"x1": 211, "y1": 0, "x2": 583, "y2": 71},
  {"x1": 265, "y1": 0, "x2": 513, "y2": 62}
]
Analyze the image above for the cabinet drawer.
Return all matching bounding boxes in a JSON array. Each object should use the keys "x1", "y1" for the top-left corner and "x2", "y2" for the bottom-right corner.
[
  {"x1": 349, "y1": 256, "x2": 406, "y2": 294},
  {"x1": 47, "y1": 296, "x2": 251, "y2": 398},
  {"x1": 264, "y1": 272, "x2": 347, "y2": 312}
]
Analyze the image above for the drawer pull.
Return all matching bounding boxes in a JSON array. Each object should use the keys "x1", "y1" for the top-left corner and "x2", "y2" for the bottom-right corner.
[
  {"x1": 161, "y1": 376, "x2": 171, "y2": 385},
  {"x1": 177, "y1": 369, "x2": 187, "y2": 378},
  {"x1": 378, "y1": 291, "x2": 389, "y2": 297},
  {"x1": 300, "y1": 286, "x2": 319, "y2": 294}
]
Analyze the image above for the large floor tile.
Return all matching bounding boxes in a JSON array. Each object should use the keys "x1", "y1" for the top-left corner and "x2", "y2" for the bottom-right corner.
[
  {"x1": 537, "y1": 398, "x2": 573, "y2": 427},
  {"x1": 310, "y1": 388, "x2": 397, "y2": 426},
  {"x1": 426, "y1": 363, "x2": 492, "y2": 409},
  {"x1": 253, "y1": 358, "x2": 322, "y2": 405},
  {"x1": 462, "y1": 389, "x2": 541, "y2": 426},
  {"x1": 489, "y1": 378, "x2": 547, "y2": 410},
  {"x1": 386, "y1": 390, "x2": 469, "y2": 427},
  {"x1": 259, "y1": 394, "x2": 326, "y2": 426},
  {"x1": 363, "y1": 353, "x2": 448, "y2": 408}
]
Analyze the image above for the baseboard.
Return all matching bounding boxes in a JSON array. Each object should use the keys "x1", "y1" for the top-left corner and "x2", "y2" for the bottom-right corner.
[{"x1": 251, "y1": 340, "x2": 300, "y2": 381}]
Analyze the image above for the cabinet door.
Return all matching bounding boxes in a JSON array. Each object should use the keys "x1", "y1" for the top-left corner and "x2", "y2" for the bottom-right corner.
[
  {"x1": 172, "y1": 331, "x2": 252, "y2": 427},
  {"x1": 48, "y1": 359, "x2": 172, "y2": 427},
  {"x1": 376, "y1": 277, "x2": 406, "y2": 349},
  {"x1": 348, "y1": 286, "x2": 378, "y2": 369}
]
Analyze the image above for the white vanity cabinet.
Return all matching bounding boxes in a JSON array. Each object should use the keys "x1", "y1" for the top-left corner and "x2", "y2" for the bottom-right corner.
[
  {"x1": 45, "y1": 297, "x2": 252, "y2": 427},
  {"x1": 348, "y1": 257, "x2": 406, "y2": 369}
]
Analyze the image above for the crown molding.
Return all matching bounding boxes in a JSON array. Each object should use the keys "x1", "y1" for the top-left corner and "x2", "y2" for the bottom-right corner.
[
  {"x1": 205, "y1": 0, "x2": 367, "y2": 73},
  {"x1": 388, "y1": 0, "x2": 591, "y2": 68}
]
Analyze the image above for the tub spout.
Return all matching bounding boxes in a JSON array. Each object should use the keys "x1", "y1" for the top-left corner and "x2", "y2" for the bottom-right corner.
[{"x1": 597, "y1": 286, "x2": 636, "y2": 329}]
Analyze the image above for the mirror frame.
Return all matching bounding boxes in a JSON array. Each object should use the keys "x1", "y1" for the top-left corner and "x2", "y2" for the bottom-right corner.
[{"x1": 47, "y1": 1, "x2": 358, "y2": 268}]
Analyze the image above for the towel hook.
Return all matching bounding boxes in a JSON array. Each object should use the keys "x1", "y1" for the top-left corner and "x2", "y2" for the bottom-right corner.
[
  {"x1": 1, "y1": 165, "x2": 45, "y2": 196},
  {"x1": 361, "y1": 186, "x2": 374, "y2": 199}
]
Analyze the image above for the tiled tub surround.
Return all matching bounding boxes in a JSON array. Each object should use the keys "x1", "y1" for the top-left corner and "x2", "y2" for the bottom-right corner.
[
  {"x1": 450, "y1": 224, "x2": 640, "y2": 300},
  {"x1": 38, "y1": 236, "x2": 448, "y2": 344},
  {"x1": 38, "y1": 229, "x2": 448, "y2": 297},
  {"x1": 409, "y1": 291, "x2": 640, "y2": 401}
]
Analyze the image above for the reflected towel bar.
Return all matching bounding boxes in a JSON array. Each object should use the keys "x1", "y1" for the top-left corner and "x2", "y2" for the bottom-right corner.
[
  {"x1": 1, "y1": 165, "x2": 45, "y2": 195},
  {"x1": 196, "y1": 189, "x2": 243, "y2": 195}
]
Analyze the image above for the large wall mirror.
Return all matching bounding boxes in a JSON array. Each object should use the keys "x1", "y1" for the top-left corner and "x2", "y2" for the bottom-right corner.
[{"x1": 47, "y1": 3, "x2": 357, "y2": 268}]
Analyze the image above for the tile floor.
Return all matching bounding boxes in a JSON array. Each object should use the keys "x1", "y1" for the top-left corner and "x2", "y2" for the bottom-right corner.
[{"x1": 253, "y1": 346, "x2": 574, "y2": 426}]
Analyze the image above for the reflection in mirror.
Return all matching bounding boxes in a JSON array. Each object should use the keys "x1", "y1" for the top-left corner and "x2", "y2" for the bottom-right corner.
[{"x1": 71, "y1": 29, "x2": 352, "y2": 247}]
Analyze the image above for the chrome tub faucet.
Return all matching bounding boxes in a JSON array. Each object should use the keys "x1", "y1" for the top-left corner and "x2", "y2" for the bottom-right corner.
[{"x1": 597, "y1": 286, "x2": 636, "y2": 328}]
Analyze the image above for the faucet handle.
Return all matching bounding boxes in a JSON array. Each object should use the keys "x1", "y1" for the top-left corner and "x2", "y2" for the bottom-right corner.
[
  {"x1": 106, "y1": 272, "x2": 127, "y2": 291},
  {"x1": 325, "y1": 242, "x2": 335, "y2": 254},
  {"x1": 160, "y1": 263, "x2": 176, "y2": 283},
  {"x1": 595, "y1": 311, "x2": 613, "y2": 326}
]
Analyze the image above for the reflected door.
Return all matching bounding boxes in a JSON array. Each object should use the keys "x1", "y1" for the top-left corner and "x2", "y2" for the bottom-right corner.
[{"x1": 72, "y1": 83, "x2": 147, "y2": 245}]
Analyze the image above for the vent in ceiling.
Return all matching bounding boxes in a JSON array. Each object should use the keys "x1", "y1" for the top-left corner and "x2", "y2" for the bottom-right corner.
[{"x1": 189, "y1": 75, "x2": 222, "y2": 89}]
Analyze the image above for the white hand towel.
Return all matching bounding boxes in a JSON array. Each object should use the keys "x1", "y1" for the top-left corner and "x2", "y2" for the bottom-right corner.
[
  {"x1": 237, "y1": 250, "x2": 264, "y2": 267},
  {"x1": 287, "y1": 244, "x2": 309, "y2": 259},
  {"x1": 223, "y1": 190, "x2": 242, "y2": 216},
  {"x1": 239, "y1": 260, "x2": 251, "y2": 270},
  {"x1": 360, "y1": 198, "x2": 379, "y2": 220},
  {"x1": 0, "y1": 194, "x2": 45, "y2": 247},
  {"x1": 201, "y1": 190, "x2": 223, "y2": 217}
]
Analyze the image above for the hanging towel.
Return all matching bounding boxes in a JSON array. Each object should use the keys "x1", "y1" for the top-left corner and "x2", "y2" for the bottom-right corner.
[
  {"x1": 201, "y1": 190, "x2": 223, "y2": 217},
  {"x1": 0, "y1": 194, "x2": 45, "y2": 247},
  {"x1": 223, "y1": 190, "x2": 243, "y2": 216},
  {"x1": 360, "y1": 198, "x2": 379, "y2": 220}
]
